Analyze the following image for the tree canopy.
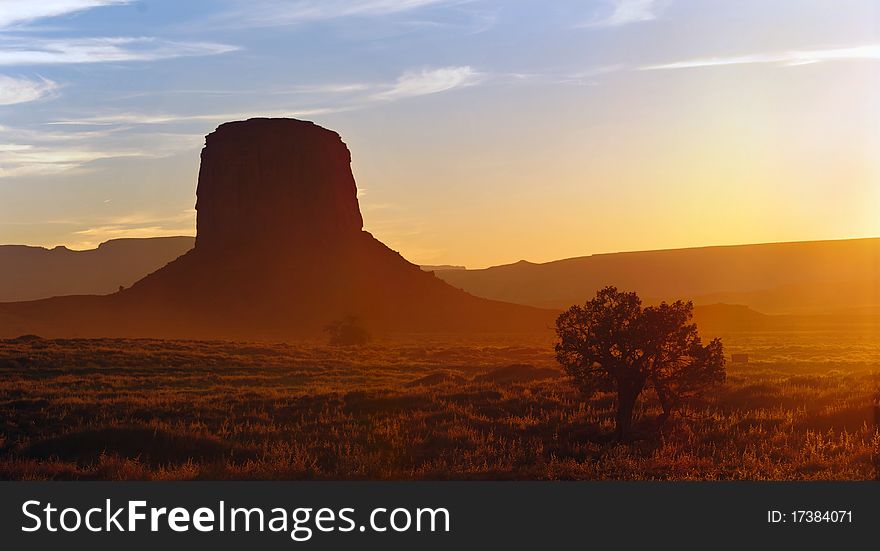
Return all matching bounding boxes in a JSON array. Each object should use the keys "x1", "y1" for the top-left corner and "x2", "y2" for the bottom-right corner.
[{"x1": 555, "y1": 286, "x2": 725, "y2": 439}]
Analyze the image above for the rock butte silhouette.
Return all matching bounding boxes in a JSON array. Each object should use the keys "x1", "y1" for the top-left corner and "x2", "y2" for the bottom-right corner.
[{"x1": 0, "y1": 118, "x2": 552, "y2": 339}]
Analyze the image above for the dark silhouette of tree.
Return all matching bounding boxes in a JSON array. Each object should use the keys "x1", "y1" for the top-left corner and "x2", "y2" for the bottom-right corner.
[
  {"x1": 324, "y1": 315, "x2": 371, "y2": 347},
  {"x1": 555, "y1": 286, "x2": 725, "y2": 440},
  {"x1": 643, "y1": 301, "x2": 725, "y2": 423}
]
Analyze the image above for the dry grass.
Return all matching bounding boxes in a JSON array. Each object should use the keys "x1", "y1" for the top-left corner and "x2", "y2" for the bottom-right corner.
[{"x1": 1, "y1": 331, "x2": 878, "y2": 480}]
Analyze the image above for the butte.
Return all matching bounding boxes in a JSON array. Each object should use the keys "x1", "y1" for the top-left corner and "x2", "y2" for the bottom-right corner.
[{"x1": 0, "y1": 119, "x2": 552, "y2": 340}]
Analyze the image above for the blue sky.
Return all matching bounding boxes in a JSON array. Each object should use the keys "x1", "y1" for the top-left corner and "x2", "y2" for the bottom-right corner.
[{"x1": 1, "y1": 0, "x2": 878, "y2": 267}]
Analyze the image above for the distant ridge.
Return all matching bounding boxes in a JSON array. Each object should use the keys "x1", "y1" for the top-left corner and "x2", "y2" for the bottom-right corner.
[
  {"x1": 0, "y1": 237, "x2": 194, "y2": 302},
  {"x1": 3, "y1": 235, "x2": 878, "y2": 322},
  {"x1": 420, "y1": 265, "x2": 467, "y2": 272},
  {"x1": 434, "y1": 238, "x2": 880, "y2": 315}
]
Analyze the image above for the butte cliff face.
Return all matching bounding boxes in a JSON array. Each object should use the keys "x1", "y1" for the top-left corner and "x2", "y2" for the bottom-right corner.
[
  {"x1": 195, "y1": 119, "x2": 363, "y2": 253},
  {"x1": 0, "y1": 118, "x2": 552, "y2": 339}
]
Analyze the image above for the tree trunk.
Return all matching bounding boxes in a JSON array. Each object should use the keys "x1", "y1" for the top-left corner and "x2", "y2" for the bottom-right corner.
[
  {"x1": 656, "y1": 388, "x2": 672, "y2": 427},
  {"x1": 615, "y1": 389, "x2": 638, "y2": 441}
]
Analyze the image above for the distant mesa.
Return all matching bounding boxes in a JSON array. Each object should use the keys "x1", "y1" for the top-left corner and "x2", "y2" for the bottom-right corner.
[
  {"x1": 0, "y1": 118, "x2": 551, "y2": 339},
  {"x1": 433, "y1": 238, "x2": 880, "y2": 315},
  {"x1": 7, "y1": 234, "x2": 878, "y2": 319},
  {"x1": 0, "y1": 237, "x2": 194, "y2": 302},
  {"x1": 420, "y1": 265, "x2": 467, "y2": 272}
]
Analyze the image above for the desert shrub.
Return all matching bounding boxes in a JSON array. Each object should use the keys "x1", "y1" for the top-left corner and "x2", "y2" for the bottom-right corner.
[{"x1": 324, "y1": 316, "x2": 371, "y2": 347}]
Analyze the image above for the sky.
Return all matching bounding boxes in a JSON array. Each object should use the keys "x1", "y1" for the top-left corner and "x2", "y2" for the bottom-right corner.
[{"x1": 0, "y1": 0, "x2": 877, "y2": 268}]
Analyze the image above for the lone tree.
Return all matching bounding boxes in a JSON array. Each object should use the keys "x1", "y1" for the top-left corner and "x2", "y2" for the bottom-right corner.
[{"x1": 555, "y1": 286, "x2": 725, "y2": 440}]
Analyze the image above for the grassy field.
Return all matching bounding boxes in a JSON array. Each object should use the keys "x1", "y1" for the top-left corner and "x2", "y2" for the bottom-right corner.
[{"x1": 1, "y1": 331, "x2": 878, "y2": 480}]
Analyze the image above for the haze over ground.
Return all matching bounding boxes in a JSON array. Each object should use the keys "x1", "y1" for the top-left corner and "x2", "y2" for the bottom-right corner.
[{"x1": 4, "y1": 234, "x2": 878, "y2": 323}]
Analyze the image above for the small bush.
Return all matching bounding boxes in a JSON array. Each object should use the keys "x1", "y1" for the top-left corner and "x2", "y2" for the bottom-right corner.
[{"x1": 324, "y1": 316, "x2": 371, "y2": 347}]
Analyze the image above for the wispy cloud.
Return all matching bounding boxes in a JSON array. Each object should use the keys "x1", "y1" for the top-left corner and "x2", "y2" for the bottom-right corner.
[
  {"x1": 210, "y1": 0, "x2": 465, "y2": 28},
  {"x1": 67, "y1": 209, "x2": 196, "y2": 247},
  {"x1": 642, "y1": 44, "x2": 880, "y2": 70},
  {"x1": 2, "y1": 64, "x2": 479, "y2": 179},
  {"x1": 0, "y1": 123, "x2": 123, "y2": 143},
  {"x1": 0, "y1": 0, "x2": 131, "y2": 29},
  {"x1": 47, "y1": 107, "x2": 341, "y2": 127},
  {"x1": 0, "y1": 36, "x2": 239, "y2": 66},
  {"x1": 0, "y1": 75, "x2": 59, "y2": 105},
  {"x1": 284, "y1": 83, "x2": 372, "y2": 94},
  {"x1": 73, "y1": 224, "x2": 193, "y2": 238},
  {"x1": 0, "y1": 142, "x2": 150, "y2": 178},
  {"x1": 0, "y1": 124, "x2": 203, "y2": 178},
  {"x1": 108, "y1": 82, "x2": 373, "y2": 100},
  {"x1": 545, "y1": 65, "x2": 628, "y2": 86},
  {"x1": 48, "y1": 66, "x2": 480, "y2": 127},
  {"x1": 94, "y1": 210, "x2": 196, "y2": 227},
  {"x1": 372, "y1": 66, "x2": 479, "y2": 100},
  {"x1": 580, "y1": 0, "x2": 661, "y2": 28}
]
